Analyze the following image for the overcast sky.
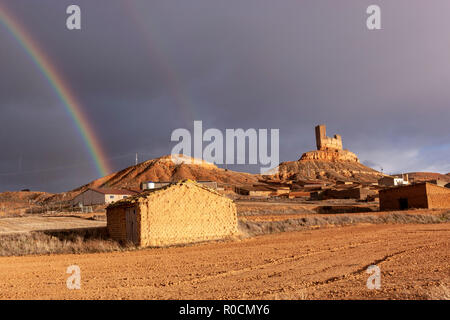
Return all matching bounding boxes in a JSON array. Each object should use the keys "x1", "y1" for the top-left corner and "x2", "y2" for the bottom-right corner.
[{"x1": 0, "y1": 0, "x2": 449, "y2": 193}]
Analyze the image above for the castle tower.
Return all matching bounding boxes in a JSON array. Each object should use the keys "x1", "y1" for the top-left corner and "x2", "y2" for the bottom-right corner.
[
  {"x1": 314, "y1": 124, "x2": 343, "y2": 151},
  {"x1": 299, "y1": 124, "x2": 359, "y2": 162},
  {"x1": 315, "y1": 124, "x2": 326, "y2": 150}
]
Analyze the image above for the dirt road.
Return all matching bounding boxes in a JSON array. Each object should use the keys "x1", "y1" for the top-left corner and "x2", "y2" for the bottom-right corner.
[{"x1": 0, "y1": 223, "x2": 448, "y2": 299}]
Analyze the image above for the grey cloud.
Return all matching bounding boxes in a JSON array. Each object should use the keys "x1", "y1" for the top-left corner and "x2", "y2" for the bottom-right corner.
[{"x1": 0, "y1": 0, "x2": 449, "y2": 192}]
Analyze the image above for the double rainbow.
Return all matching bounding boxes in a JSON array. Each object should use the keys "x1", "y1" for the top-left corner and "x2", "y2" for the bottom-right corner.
[{"x1": 0, "y1": 5, "x2": 111, "y2": 177}]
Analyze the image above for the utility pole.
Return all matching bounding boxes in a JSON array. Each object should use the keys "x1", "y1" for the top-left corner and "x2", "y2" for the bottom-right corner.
[{"x1": 135, "y1": 153, "x2": 138, "y2": 166}]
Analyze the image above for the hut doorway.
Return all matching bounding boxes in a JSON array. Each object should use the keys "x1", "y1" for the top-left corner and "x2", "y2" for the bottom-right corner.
[
  {"x1": 398, "y1": 198, "x2": 408, "y2": 210},
  {"x1": 126, "y1": 208, "x2": 138, "y2": 244}
]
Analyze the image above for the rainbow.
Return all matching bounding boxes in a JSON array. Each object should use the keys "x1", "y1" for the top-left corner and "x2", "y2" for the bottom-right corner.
[{"x1": 0, "y1": 5, "x2": 111, "y2": 177}]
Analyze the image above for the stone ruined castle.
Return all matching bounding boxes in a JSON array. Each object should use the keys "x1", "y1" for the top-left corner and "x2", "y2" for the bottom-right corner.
[
  {"x1": 300, "y1": 124, "x2": 359, "y2": 162},
  {"x1": 315, "y1": 124, "x2": 343, "y2": 151}
]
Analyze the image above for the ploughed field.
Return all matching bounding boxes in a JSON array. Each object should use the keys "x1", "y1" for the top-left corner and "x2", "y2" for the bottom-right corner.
[
  {"x1": 0, "y1": 223, "x2": 448, "y2": 299},
  {"x1": 0, "y1": 216, "x2": 104, "y2": 235}
]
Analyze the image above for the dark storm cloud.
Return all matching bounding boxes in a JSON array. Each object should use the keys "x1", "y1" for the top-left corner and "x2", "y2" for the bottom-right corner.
[{"x1": 0, "y1": 0, "x2": 449, "y2": 192}]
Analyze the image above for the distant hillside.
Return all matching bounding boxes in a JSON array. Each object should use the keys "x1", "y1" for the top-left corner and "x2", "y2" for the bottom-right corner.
[
  {"x1": 0, "y1": 191, "x2": 54, "y2": 214},
  {"x1": 40, "y1": 154, "x2": 448, "y2": 205},
  {"x1": 406, "y1": 172, "x2": 450, "y2": 183},
  {"x1": 64, "y1": 155, "x2": 258, "y2": 195},
  {"x1": 0, "y1": 191, "x2": 54, "y2": 204}
]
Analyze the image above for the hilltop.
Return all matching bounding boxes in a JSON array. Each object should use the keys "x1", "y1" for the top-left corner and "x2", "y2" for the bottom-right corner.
[
  {"x1": 273, "y1": 159, "x2": 382, "y2": 182},
  {"x1": 271, "y1": 124, "x2": 383, "y2": 182}
]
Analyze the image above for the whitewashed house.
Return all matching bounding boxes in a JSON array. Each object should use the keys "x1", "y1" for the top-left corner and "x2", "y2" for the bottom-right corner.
[{"x1": 72, "y1": 188, "x2": 140, "y2": 206}]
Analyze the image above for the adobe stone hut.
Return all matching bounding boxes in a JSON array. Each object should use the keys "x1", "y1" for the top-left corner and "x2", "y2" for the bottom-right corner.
[
  {"x1": 379, "y1": 182, "x2": 450, "y2": 211},
  {"x1": 106, "y1": 180, "x2": 238, "y2": 247}
]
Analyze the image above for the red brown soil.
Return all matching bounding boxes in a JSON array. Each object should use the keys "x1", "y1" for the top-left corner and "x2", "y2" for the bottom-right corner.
[{"x1": 0, "y1": 223, "x2": 448, "y2": 299}]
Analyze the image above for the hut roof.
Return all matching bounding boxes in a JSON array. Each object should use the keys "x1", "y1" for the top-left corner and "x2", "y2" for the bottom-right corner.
[{"x1": 107, "y1": 180, "x2": 224, "y2": 208}]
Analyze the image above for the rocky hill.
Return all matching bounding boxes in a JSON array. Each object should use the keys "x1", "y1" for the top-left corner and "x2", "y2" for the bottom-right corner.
[
  {"x1": 274, "y1": 158, "x2": 383, "y2": 182},
  {"x1": 406, "y1": 172, "x2": 450, "y2": 184},
  {"x1": 300, "y1": 149, "x2": 359, "y2": 162},
  {"x1": 272, "y1": 124, "x2": 383, "y2": 182},
  {"x1": 40, "y1": 155, "x2": 258, "y2": 203},
  {"x1": 74, "y1": 155, "x2": 258, "y2": 192},
  {"x1": 270, "y1": 124, "x2": 382, "y2": 182}
]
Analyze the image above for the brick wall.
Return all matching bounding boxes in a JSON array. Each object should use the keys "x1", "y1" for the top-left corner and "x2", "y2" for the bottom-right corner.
[
  {"x1": 107, "y1": 182, "x2": 238, "y2": 247},
  {"x1": 426, "y1": 183, "x2": 450, "y2": 208},
  {"x1": 138, "y1": 183, "x2": 238, "y2": 247},
  {"x1": 379, "y1": 183, "x2": 428, "y2": 210},
  {"x1": 315, "y1": 125, "x2": 343, "y2": 151},
  {"x1": 289, "y1": 191, "x2": 311, "y2": 198},
  {"x1": 321, "y1": 187, "x2": 373, "y2": 200},
  {"x1": 106, "y1": 206, "x2": 128, "y2": 242},
  {"x1": 72, "y1": 189, "x2": 105, "y2": 206},
  {"x1": 379, "y1": 183, "x2": 450, "y2": 210}
]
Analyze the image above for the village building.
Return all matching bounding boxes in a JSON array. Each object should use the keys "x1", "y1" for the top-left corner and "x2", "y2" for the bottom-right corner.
[
  {"x1": 288, "y1": 191, "x2": 311, "y2": 199},
  {"x1": 336, "y1": 180, "x2": 355, "y2": 185},
  {"x1": 269, "y1": 186, "x2": 291, "y2": 196},
  {"x1": 319, "y1": 186, "x2": 376, "y2": 201},
  {"x1": 234, "y1": 185, "x2": 274, "y2": 197},
  {"x1": 140, "y1": 181, "x2": 171, "y2": 190},
  {"x1": 378, "y1": 175, "x2": 409, "y2": 187},
  {"x1": 72, "y1": 188, "x2": 139, "y2": 206},
  {"x1": 379, "y1": 182, "x2": 450, "y2": 211},
  {"x1": 425, "y1": 179, "x2": 447, "y2": 187},
  {"x1": 294, "y1": 180, "x2": 329, "y2": 187},
  {"x1": 106, "y1": 180, "x2": 238, "y2": 247},
  {"x1": 234, "y1": 184, "x2": 289, "y2": 197}
]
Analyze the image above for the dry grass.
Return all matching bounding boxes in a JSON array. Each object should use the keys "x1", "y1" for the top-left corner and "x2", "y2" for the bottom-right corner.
[
  {"x1": 0, "y1": 228, "x2": 133, "y2": 257},
  {"x1": 239, "y1": 211, "x2": 450, "y2": 236}
]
